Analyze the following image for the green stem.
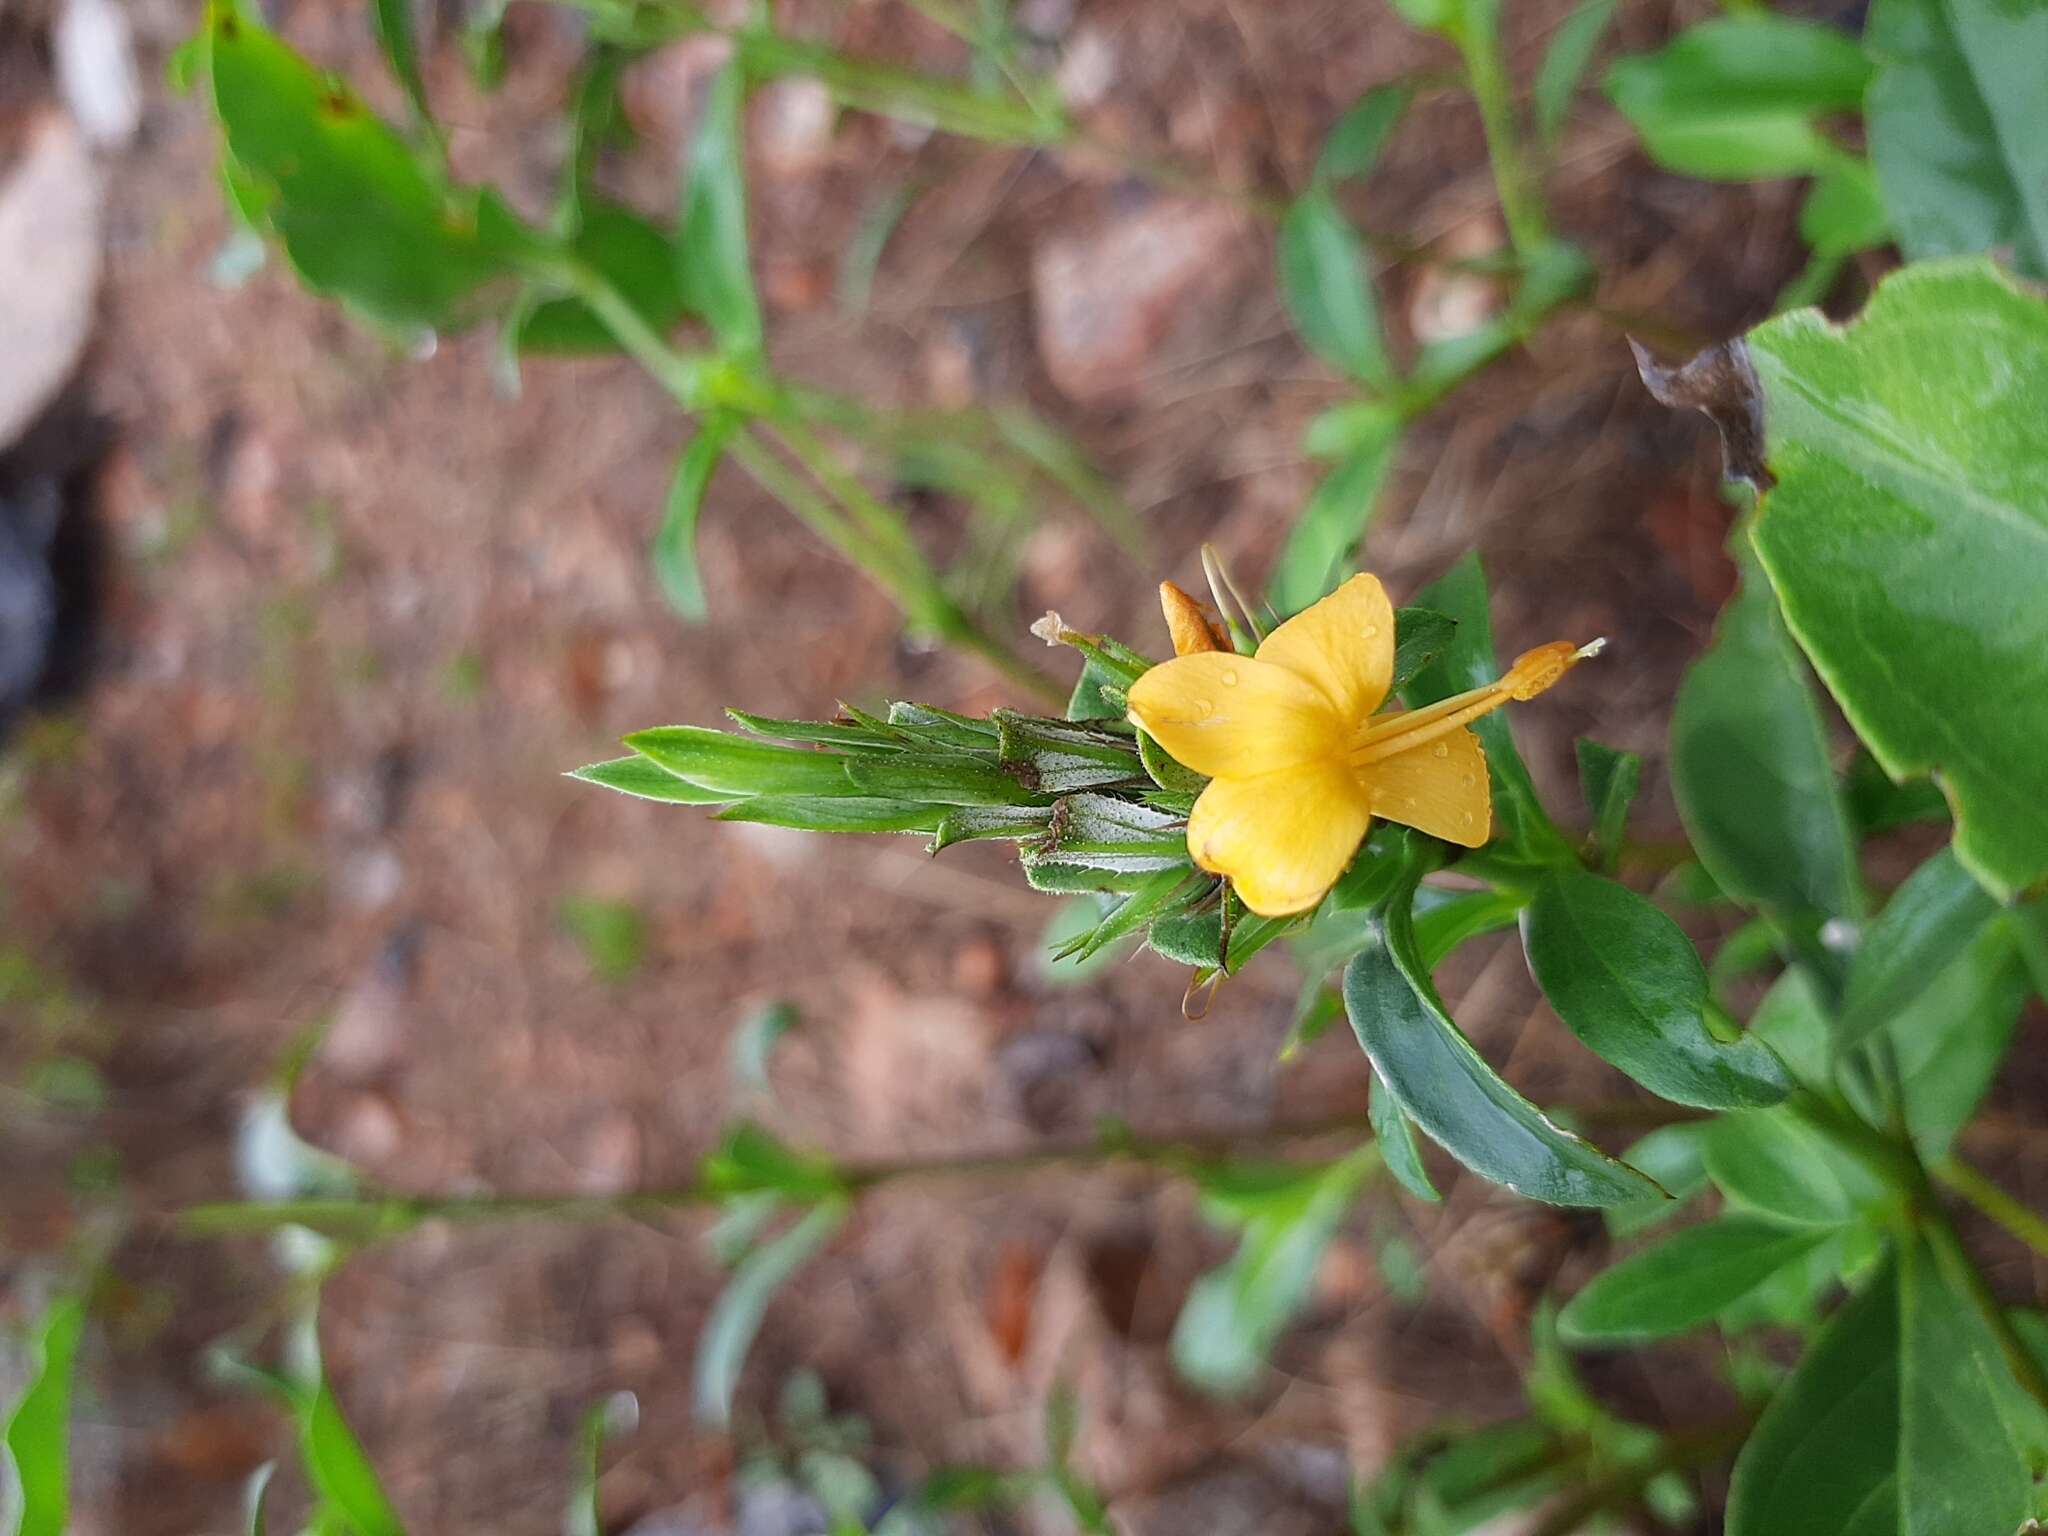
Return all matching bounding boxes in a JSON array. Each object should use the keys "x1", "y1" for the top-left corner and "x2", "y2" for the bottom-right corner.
[
  {"x1": 1917, "y1": 1180, "x2": 2048, "y2": 1416},
  {"x1": 1447, "y1": 7, "x2": 1548, "y2": 259},
  {"x1": 1934, "y1": 1160, "x2": 2048, "y2": 1264}
]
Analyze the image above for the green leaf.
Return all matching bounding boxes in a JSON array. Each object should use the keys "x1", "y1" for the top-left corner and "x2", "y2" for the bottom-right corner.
[
  {"x1": 302, "y1": 1381, "x2": 405, "y2": 1536},
  {"x1": 678, "y1": 61, "x2": 761, "y2": 352},
  {"x1": 731, "y1": 1000, "x2": 798, "y2": 1096},
  {"x1": 1604, "y1": 1122, "x2": 1710, "y2": 1237},
  {"x1": 1389, "y1": 608, "x2": 1456, "y2": 694},
  {"x1": 994, "y1": 713, "x2": 1146, "y2": 794},
  {"x1": 651, "y1": 415, "x2": 735, "y2": 621},
  {"x1": 1171, "y1": 1151, "x2": 1377, "y2": 1395},
  {"x1": 1268, "y1": 410, "x2": 1401, "y2": 616},
  {"x1": 1702, "y1": 1107, "x2": 1884, "y2": 1227},
  {"x1": 1313, "y1": 86, "x2": 1410, "y2": 185},
  {"x1": 1798, "y1": 157, "x2": 1891, "y2": 260},
  {"x1": 698, "y1": 1123, "x2": 846, "y2": 1201},
  {"x1": 559, "y1": 894, "x2": 646, "y2": 984},
  {"x1": 846, "y1": 750, "x2": 1043, "y2": 807},
  {"x1": 1342, "y1": 875, "x2": 1661, "y2": 1208},
  {"x1": 694, "y1": 1201, "x2": 847, "y2": 1425},
  {"x1": 622, "y1": 726, "x2": 852, "y2": 797},
  {"x1": 1404, "y1": 554, "x2": 1569, "y2": 863},
  {"x1": 716, "y1": 795, "x2": 945, "y2": 834},
  {"x1": 1535, "y1": 0, "x2": 1616, "y2": 147},
  {"x1": 1846, "y1": 749, "x2": 1950, "y2": 835},
  {"x1": 1603, "y1": 15, "x2": 1872, "y2": 179},
  {"x1": 1671, "y1": 549, "x2": 1861, "y2": 933},
  {"x1": 1746, "y1": 965, "x2": 1831, "y2": 1092},
  {"x1": 1370, "y1": 1069, "x2": 1439, "y2": 1203},
  {"x1": 1866, "y1": 0, "x2": 2048, "y2": 277},
  {"x1": 1559, "y1": 1218, "x2": 1831, "y2": 1344},
  {"x1": 1522, "y1": 866, "x2": 1793, "y2": 1110},
  {"x1": 1837, "y1": 847, "x2": 2001, "y2": 1055},
  {"x1": 1728, "y1": 1241, "x2": 2030, "y2": 1536},
  {"x1": 1137, "y1": 727, "x2": 1206, "y2": 794},
  {"x1": 1278, "y1": 189, "x2": 1393, "y2": 390},
  {"x1": 4, "y1": 1298, "x2": 83, "y2": 1536},
  {"x1": 518, "y1": 202, "x2": 688, "y2": 354},
  {"x1": 1573, "y1": 738, "x2": 1639, "y2": 870},
  {"x1": 568, "y1": 755, "x2": 734, "y2": 805},
  {"x1": 1747, "y1": 259, "x2": 2048, "y2": 899},
  {"x1": 206, "y1": 7, "x2": 516, "y2": 331},
  {"x1": 1066, "y1": 658, "x2": 1125, "y2": 723},
  {"x1": 369, "y1": 0, "x2": 437, "y2": 148},
  {"x1": 565, "y1": 1394, "x2": 638, "y2": 1536}
]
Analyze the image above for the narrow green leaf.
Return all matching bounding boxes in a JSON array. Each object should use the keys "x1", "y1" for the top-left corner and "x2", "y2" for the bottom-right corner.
[
  {"x1": 1314, "y1": 85, "x2": 1410, "y2": 185},
  {"x1": 1867, "y1": 0, "x2": 2048, "y2": 277},
  {"x1": 1573, "y1": 739, "x2": 1639, "y2": 870},
  {"x1": 1837, "y1": 847, "x2": 2001, "y2": 1054},
  {"x1": 1522, "y1": 866, "x2": 1793, "y2": 1110},
  {"x1": 622, "y1": 726, "x2": 851, "y2": 797},
  {"x1": 994, "y1": 713, "x2": 1147, "y2": 794},
  {"x1": 1747, "y1": 260, "x2": 2048, "y2": 898},
  {"x1": 564, "y1": 1393, "x2": 638, "y2": 1536},
  {"x1": 303, "y1": 1382, "x2": 404, "y2": 1536},
  {"x1": 698, "y1": 1123, "x2": 845, "y2": 1201},
  {"x1": 1268, "y1": 412, "x2": 1401, "y2": 617},
  {"x1": 369, "y1": 0, "x2": 438, "y2": 149},
  {"x1": 678, "y1": 61, "x2": 761, "y2": 351},
  {"x1": 1405, "y1": 554, "x2": 1570, "y2": 862},
  {"x1": 1604, "y1": 1122, "x2": 1710, "y2": 1237},
  {"x1": 694, "y1": 1201, "x2": 847, "y2": 1425},
  {"x1": 1671, "y1": 549, "x2": 1861, "y2": 931},
  {"x1": 1278, "y1": 189, "x2": 1392, "y2": 389},
  {"x1": 1413, "y1": 888, "x2": 1522, "y2": 967},
  {"x1": 1702, "y1": 1108, "x2": 1884, "y2": 1227},
  {"x1": 1535, "y1": 0, "x2": 1616, "y2": 147},
  {"x1": 1389, "y1": 608, "x2": 1456, "y2": 693},
  {"x1": 651, "y1": 415, "x2": 736, "y2": 621},
  {"x1": 568, "y1": 755, "x2": 735, "y2": 805},
  {"x1": 931, "y1": 803, "x2": 1056, "y2": 851},
  {"x1": 716, "y1": 795, "x2": 944, "y2": 833},
  {"x1": 1370, "y1": 1070, "x2": 1439, "y2": 1203},
  {"x1": 1559, "y1": 1218, "x2": 1831, "y2": 1344},
  {"x1": 845, "y1": 751, "x2": 1043, "y2": 807},
  {"x1": 4, "y1": 1298, "x2": 83, "y2": 1536},
  {"x1": 1343, "y1": 881, "x2": 1661, "y2": 1208},
  {"x1": 518, "y1": 201, "x2": 688, "y2": 353},
  {"x1": 725, "y1": 711, "x2": 899, "y2": 751}
]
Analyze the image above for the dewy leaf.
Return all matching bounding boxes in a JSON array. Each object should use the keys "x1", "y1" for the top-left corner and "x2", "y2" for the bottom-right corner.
[
  {"x1": 206, "y1": 7, "x2": 517, "y2": 331},
  {"x1": 1522, "y1": 866, "x2": 1793, "y2": 1110},
  {"x1": 678, "y1": 61, "x2": 762, "y2": 353},
  {"x1": 651, "y1": 414, "x2": 736, "y2": 621},
  {"x1": 1404, "y1": 554, "x2": 1570, "y2": 863},
  {"x1": 1729, "y1": 1242, "x2": 2031, "y2": 1536},
  {"x1": 1603, "y1": 14, "x2": 1872, "y2": 179},
  {"x1": 1343, "y1": 887, "x2": 1661, "y2": 1208},
  {"x1": 1745, "y1": 259, "x2": 2048, "y2": 899},
  {"x1": 1534, "y1": 0, "x2": 1616, "y2": 147},
  {"x1": 1559, "y1": 1218, "x2": 1832, "y2": 1344},
  {"x1": 4, "y1": 1297, "x2": 83, "y2": 1536},
  {"x1": 694, "y1": 1200, "x2": 847, "y2": 1426},
  {"x1": 1837, "y1": 846, "x2": 2002, "y2": 1054},
  {"x1": 1670, "y1": 548, "x2": 1861, "y2": 930},
  {"x1": 1702, "y1": 1107, "x2": 1883, "y2": 1227},
  {"x1": 1278, "y1": 188, "x2": 1393, "y2": 391},
  {"x1": 1866, "y1": 0, "x2": 2048, "y2": 278},
  {"x1": 1268, "y1": 409, "x2": 1401, "y2": 617}
]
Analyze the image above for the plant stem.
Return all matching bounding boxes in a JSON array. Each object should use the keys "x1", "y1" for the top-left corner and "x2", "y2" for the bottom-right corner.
[
  {"x1": 1936, "y1": 1158, "x2": 2048, "y2": 1261},
  {"x1": 1447, "y1": 6, "x2": 1548, "y2": 260},
  {"x1": 1525, "y1": 1416, "x2": 1753, "y2": 1536},
  {"x1": 1917, "y1": 1177, "x2": 2048, "y2": 1416}
]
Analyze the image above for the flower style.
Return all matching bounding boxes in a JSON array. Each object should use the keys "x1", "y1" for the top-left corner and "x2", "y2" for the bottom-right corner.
[{"x1": 1126, "y1": 574, "x2": 1595, "y2": 917}]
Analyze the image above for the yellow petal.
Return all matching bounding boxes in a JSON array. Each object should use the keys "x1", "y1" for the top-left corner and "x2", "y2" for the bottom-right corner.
[
  {"x1": 1255, "y1": 573, "x2": 1395, "y2": 723},
  {"x1": 1186, "y1": 761, "x2": 1373, "y2": 916},
  {"x1": 1159, "y1": 580, "x2": 1225, "y2": 655},
  {"x1": 1363, "y1": 724, "x2": 1491, "y2": 847},
  {"x1": 1126, "y1": 653, "x2": 1342, "y2": 779}
]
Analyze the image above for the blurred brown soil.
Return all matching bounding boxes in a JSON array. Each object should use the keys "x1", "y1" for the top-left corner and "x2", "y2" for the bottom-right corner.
[{"x1": 9, "y1": 1, "x2": 2036, "y2": 1534}]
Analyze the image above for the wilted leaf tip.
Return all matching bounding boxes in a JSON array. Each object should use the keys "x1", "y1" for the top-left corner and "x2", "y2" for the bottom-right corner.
[{"x1": 1630, "y1": 336, "x2": 1774, "y2": 490}]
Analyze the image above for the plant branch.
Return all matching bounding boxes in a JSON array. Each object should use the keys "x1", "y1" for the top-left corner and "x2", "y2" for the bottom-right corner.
[{"x1": 1933, "y1": 1159, "x2": 2048, "y2": 1261}]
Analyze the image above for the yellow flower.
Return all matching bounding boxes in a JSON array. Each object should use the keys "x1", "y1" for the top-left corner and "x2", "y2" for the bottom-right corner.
[
  {"x1": 1126, "y1": 574, "x2": 1595, "y2": 917},
  {"x1": 1158, "y1": 580, "x2": 1228, "y2": 656}
]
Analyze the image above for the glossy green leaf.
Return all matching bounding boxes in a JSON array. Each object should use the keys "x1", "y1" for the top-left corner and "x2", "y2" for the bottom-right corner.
[
  {"x1": 621, "y1": 726, "x2": 851, "y2": 797},
  {"x1": 1837, "y1": 847, "x2": 2001, "y2": 1054},
  {"x1": 678, "y1": 61, "x2": 761, "y2": 352},
  {"x1": 1535, "y1": 0, "x2": 1616, "y2": 146},
  {"x1": 651, "y1": 415, "x2": 736, "y2": 621},
  {"x1": 206, "y1": 7, "x2": 517, "y2": 331},
  {"x1": 1268, "y1": 410, "x2": 1401, "y2": 615},
  {"x1": 1671, "y1": 550, "x2": 1861, "y2": 932},
  {"x1": 1172, "y1": 1150, "x2": 1377, "y2": 1394},
  {"x1": 1703, "y1": 1108, "x2": 1884, "y2": 1227},
  {"x1": 1573, "y1": 738, "x2": 1639, "y2": 870},
  {"x1": 1847, "y1": 749, "x2": 1950, "y2": 835},
  {"x1": 694, "y1": 1200, "x2": 847, "y2": 1425},
  {"x1": 1523, "y1": 866, "x2": 1792, "y2": 1109},
  {"x1": 1729, "y1": 1241, "x2": 2029, "y2": 1536},
  {"x1": 1603, "y1": 15, "x2": 1872, "y2": 179},
  {"x1": 1278, "y1": 188, "x2": 1393, "y2": 390},
  {"x1": 567, "y1": 755, "x2": 734, "y2": 805},
  {"x1": 1370, "y1": 1069, "x2": 1439, "y2": 1203},
  {"x1": 1866, "y1": 0, "x2": 2048, "y2": 277},
  {"x1": 1559, "y1": 1218, "x2": 1831, "y2": 1344},
  {"x1": 1404, "y1": 554, "x2": 1569, "y2": 863},
  {"x1": 1343, "y1": 889, "x2": 1660, "y2": 1208},
  {"x1": 518, "y1": 202, "x2": 688, "y2": 354},
  {"x1": 1747, "y1": 260, "x2": 2048, "y2": 899},
  {"x1": 4, "y1": 1298, "x2": 83, "y2": 1536},
  {"x1": 1746, "y1": 965, "x2": 1831, "y2": 1092},
  {"x1": 1313, "y1": 86, "x2": 1410, "y2": 185}
]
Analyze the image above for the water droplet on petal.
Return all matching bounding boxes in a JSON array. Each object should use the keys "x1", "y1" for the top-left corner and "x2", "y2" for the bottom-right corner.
[
  {"x1": 1220, "y1": 668, "x2": 1238, "y2": 686},
  {"x1": 1192, "y1": 698, "x2": 1214, "y2": 719},
  {"x1": 1363, "y1": 624, "x2": 1379, "y2": 638},
  {"x1": 1461, "y1": 811, "x2": 1476, "y2": 826},
  {"x1": 1433, "y1": 743, "x2": 1449, "y2": 759},
  {"x1": 1405, "y1": 796, "x2": 1418, "y2": 807},
  {"x1": 1461, "y1": 773, "x2": 1476, "y2": 787}
]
